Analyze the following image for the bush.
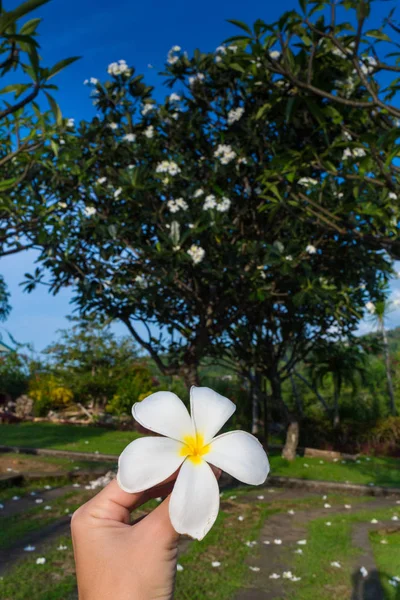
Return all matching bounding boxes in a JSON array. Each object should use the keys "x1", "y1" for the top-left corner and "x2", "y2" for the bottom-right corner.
[
  {"x1": 361, "y1": 417, "x2": 400, "y2": 457},
  {"x1": 29, "y1": 374, "x2": 74, "y2": 417},
  {"x1": 106, "y1": 364, "x2": 158, "y2": 416}
]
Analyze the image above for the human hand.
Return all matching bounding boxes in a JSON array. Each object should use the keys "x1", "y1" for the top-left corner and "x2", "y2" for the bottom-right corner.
[{"x1": 71, "y1": 470, "x2": 220, "y2": 600}]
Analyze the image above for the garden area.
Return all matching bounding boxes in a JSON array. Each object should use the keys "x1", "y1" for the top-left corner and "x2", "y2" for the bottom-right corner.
[{"x1": 1, "y1": 0, "x2": 400, "y2": 597}]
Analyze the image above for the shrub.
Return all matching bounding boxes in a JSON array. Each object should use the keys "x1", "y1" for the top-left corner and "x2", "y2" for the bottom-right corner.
[
  {"x1": 29, "y1": 374, "x2": 73, "y2": 417},
  {"x1": 106, "y1": 364, "x2": 158, "y2": 416}
]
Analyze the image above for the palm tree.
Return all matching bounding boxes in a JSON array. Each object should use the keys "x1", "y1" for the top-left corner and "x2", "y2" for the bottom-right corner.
[
  {"x1": 367, "y1": 299, "x2": 397, "y2": 416},
  {"x1": 309, "y1": 342, "x2": 367, "y2": 427}
]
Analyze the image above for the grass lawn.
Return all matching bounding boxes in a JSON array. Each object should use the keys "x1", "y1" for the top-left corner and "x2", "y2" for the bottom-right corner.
[
  {"x1": 371, "y1": 530, "x2": 400, "y2": 599},
  {"x1": 0, "y1": 422, "x2": 140, "y2": 454},
  {"x1": 286, "y1": 505, "x2": 400, "y2": 600},
  {"x1": 1, "y1": 423, "x2": 399, "y2": 488},
  {"x1": 269, "y1": 454, "x2": 400, "y2": 488}
]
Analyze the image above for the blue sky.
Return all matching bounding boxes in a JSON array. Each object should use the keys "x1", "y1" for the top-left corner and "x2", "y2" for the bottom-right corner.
[{"x1": 2, "y1": 0, "x2": 400, "y2": 352}]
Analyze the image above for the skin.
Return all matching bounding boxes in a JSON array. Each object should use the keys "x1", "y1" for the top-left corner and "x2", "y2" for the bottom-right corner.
[{"x1": 71, "y1": 468, "x2": 220, "y2": 600}]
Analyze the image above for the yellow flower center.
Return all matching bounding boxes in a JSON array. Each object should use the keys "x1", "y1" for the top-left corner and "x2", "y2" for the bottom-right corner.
[{"x1": 179, "y1": 433, "x2": 211, "y2": 465}]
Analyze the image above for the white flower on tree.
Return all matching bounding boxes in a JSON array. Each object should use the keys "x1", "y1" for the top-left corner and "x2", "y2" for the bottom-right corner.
[
  {"x1": 214, "y1": 144, "x2": 236, "y2": 165},
  {"x1": 227, "y1": 107, "x2": 245, "y2": 126},
  {"x1": 360, "y1": 56, "x2": 377, "y2": 75},
  {"x1": 215, "y1": 45, "x2": 227, "y2": 55},
  {"x1": 84, "y1": 206, "x2": 96, "y2": 217},
  {"x1": 117, "y1": 390, "x2": 269, "y2": 540},
  {"x1": 203, "y1": 195, "x2": 217, "y2": 210},
  {"x1": 135, "y1": 275, "x2": 148, "y2": 289},
  {"x1": 365, "y1": 301, "x2": 376, "y2": 314},
  {"x1": 108, "y1": 60, "x2": 130, "y2": 76},
  {"x1": 193, "y1": 188, "x2": 204, "y2": 198},
  {"x1": 114, "y1": 188, "x2": 123, "y2": 199},
  {"x1": 269, "y1": 50, "x2": 281, "y2": 60},
  {"x1": 169, "y1": 93, "x2": 181, "y2": 103},
  {"x1": 167, "y1": 198, "x2": 188, "y2": 213},
  {"x1": 216, "y1": 197, "x2": 231, "y2": 213},
  {"x1": 188, "y1": 245, "x2": 206, "y2": 265},
  {"x1": 167, "y1": 45, "x2": 181, "y2": 65},
  {"x1": 189, "y1": 73, "x2": 205, "y2": 86},
  {"x1": 342, "y1": 147, "x2": 367, "y2": 160},
  {"x1": 156, "y1": 160, "x2": 181, "y2": 176},
  {"x1": 67, "y1": 118, "x2": 75, "y2": 128},
  {"x1": 298, "y1": 177, "x2": 318, "y2": 187},
  {"x1": 389, "y1": 192, "x2": 397, "y2": 200},
  {"x1": 306, "y1": 244, "x2": 317, "y2": 254},
  {"x1": 144, "y1": 125, "x2": 154, "y2": 138},
  {"x1": 141, "y1": 104, "x2": 156, "y2": 116},
  {"x1": 108, "y1": 123, "x2": 118, "y2": 130},
  {"x1": 123, "y1": 133, "x2": 136, "y2": 142},
  {"x1": 90, "y1": 77, "x2": 98, "y2": 85},
  {"x1": 97, "y1": 177, "x2": 107, "y2": 185}
]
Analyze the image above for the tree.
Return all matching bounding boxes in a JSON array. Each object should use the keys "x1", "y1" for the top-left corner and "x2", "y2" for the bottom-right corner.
[
  {"x1": 308, "y1": 341, "x2": 368, "y2": 426},
  {"x1": 367, "y1": 298, "x2": 398, "y2": 416},
  {"x1": 43, "y1": 317, "x2": 139, "y2": 410},
  {"x1": 19, "y1": 0, "x2": 395, "y2": 444}
]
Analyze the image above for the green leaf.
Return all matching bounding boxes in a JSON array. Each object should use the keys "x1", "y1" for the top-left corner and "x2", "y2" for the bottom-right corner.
[
  {"x1": 46, "y1": 56, "x2": 80, "y2": 81},
  {"x1": 365, "y1": 29, "x2": 390, "y2": 42},
  {"x1": 227, "y1": 19, "x2": 252, "y2": 35},
  {"x1": 229, "y1": 63, "x2": 246, "y2": 74},
  {"x1": 44, "y1": 91, "x2": 62, "y2": 125},
  {"x1": 285, "y1": 97, "x2": 296, "y2": 123},
  {"x1": 19, "y1": 17, "x2": 41, "y2": 35},
  {"x1": 0, "y1": 83, "x2": 30, "y2": 95},
  {"x1": 0, "y1": 176, "x2": 17, "y2": 190},
  {"x1": 50, "y1": 140, "x2": 58, "y2": 157},
  {"x1": 0, "y1": 0, "x2": 50, "y2": 33},
  {"x1": 255, "y1": 103, "x2": 271, "y2": 120},
  {"x1": 299, "y1": 0, "x2": 307, "y2": 13}
]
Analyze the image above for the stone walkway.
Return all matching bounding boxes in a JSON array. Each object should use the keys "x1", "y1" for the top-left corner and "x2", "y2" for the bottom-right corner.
[
  {"x1": 1, "y1": 484, "x2": 78, "y2": 518},
  {"x1": 234, "y1": 489, "x2": 399, "y2": 600}
]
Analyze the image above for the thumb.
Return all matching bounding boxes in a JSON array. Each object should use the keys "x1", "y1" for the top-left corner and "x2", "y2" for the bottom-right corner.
[{"x1": 136, "y1": 495, "x2": 180, "y2": 546}]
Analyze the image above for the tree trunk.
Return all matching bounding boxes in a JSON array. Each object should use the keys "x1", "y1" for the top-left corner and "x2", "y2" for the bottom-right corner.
[
  {"x1": 381, "y1": 325, "x2": 397, "y2": 416},
  {"x1": 282, "y1": 421, "x2": 299, "y2": 461},
  {"x1": 290, "y1": 372, "x2": 303, "y2": 417},
  {"x1": 251, "y1": 371, "x2": 262, "y2": 436},
  {"x1": 333, "y1": 376, "x2": 340, "y2": 428},
  {"x1": 181, "y1": 363, "x2": 200, "y2": 390}
]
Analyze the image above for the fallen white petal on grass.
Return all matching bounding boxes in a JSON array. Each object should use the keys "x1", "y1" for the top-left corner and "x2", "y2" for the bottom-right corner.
[
  {"x1": 324, "y1": 503, "x2": 331, "y2": 508},
  {"x1": 325, "y1": 522, "x2": 332, "y2": 526},
  {"x1": 392, "y1": 516, "x2": 399, "y2": 521},
  {"x1": 30, "y1": 492, "x2": 37, "y2": 496},
  {"x1": 297, "y1": 540, "x2": 307, "y2": 545},
  {"x1": 12, "y1": 496, "x2": 20, "y2": 501},
  {"x1": 283, "y1": 571, "x2": 293, "y2": 579},
  {"x1": 176, "y1": 564, "x2": 184, "y2": 572},
  {"x1": 24, "y1": 545, "x2": 36, "y2": 552},
  {"x1": 294, "y1": 549, "x2": 303, "y2": 554},
  {"x1": 36, "y1": 557, "x2": 46, "y2": 565},
  {"x1": 72, "y1": 483, "x2": 80, "y2": 488},
  {"x1": 57, "y1": 545, "x2": 67, "y2": 551},
  {"x1": 211, "y1": 561, "x2": 221, "y2": 568},
  {"x1": 396, "y1": 501, "x2": 400, "y2": 505},
  {"x1": 229, "y1": 495, "x2": 237, "y2": 500},
  {"x1": 291, "y1": 576, "x2": 302, "y2": 582},
  {"x1": 245, "y1": 541, "x2": 257, "y2": 548},
  {"x1": 345, "y1": 505, "x2": 352, "y2": 509},
  {"x1": 274, "y1": 539, "x2": 282, "y2": 545},
  {"x1": 331, "y1": 561, "x2": 341, "y2": 568},
  {"x1": 249, "y1": 566, "x2": 260, "y2": 572},
  {"x1": 322, "y1": 495, "x2": 328, "y2": 500},
  {"x1": 371, "y1": 519, "x2": 378, "y2": 524},
  {"x1": 43, "y1": 485, "x2": 52, "y2": 490},
  {"x1": 238, "y1": 516, "x2": 245, "y2": 521},
  {"x1": 269, "y1": 573, "x2": 280, "y2": 579},
  {"x1": 44, "y1": 506, "x2": 52, "y2": 511},
  {"x1": 288, "y1": 509, "x2": 295, "y2": 515},
  {"x1": 389, "y1": 579, "x2": 398, "y2": 588},
  {"x1": 360, "y1": 566, "x2": 368, "y2": 578},
  {"x1": 257, "y1": 495, "x2": 264, "y2": 500},
  {"x1": 35, "y1": 499, "x2": 43, "y2": 504},
  {"x1": 303, "y1": 464, "x2": 309, "y2": 468},
  {"x1": 380, "y1": 540, "x2": 388, "y2": 545},
  {"x1": 156, "y1": 497, "x2": 162, "y2": 502},
  {"x1": 263, "y1": 540, "x2": 271, "y2": 545}
]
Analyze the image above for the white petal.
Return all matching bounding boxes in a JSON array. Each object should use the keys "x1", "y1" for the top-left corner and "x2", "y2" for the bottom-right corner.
[
  {"x1": 117, "y1": 437, "x2": 186, "y2": 493},
  {"x1": 206, "y1": 431, "x2": 269, "y2": 485},
  {"x1": 169, "y1": 459, "x2": 219, "y2": 540},
  {"x1": 190, "y1": 386, "x2": 236, "y2": 443},
  {"x1": 132, "y1": 391, "x2": 194, "y2": 441}
]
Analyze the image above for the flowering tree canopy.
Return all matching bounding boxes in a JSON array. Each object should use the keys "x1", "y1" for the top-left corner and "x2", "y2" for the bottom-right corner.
[{"x1": 18, "y1": 0, "x2": 397, "y2": 417}]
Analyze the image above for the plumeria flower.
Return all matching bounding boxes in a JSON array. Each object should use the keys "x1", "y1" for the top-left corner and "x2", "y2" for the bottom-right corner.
[
  {"x1": 97, "y1": 177, "x2": 107, "y2": 185},
  {"x1": 84, "y1": 206, "x2": 97, "y2": 217},
  {"x1": 365, "y1": 301, "x2": 375, "y2": 314},
  {"x1": 269, "y1": 50, "x2": 281, "y2": 60},
  {"x1": 212, "y1": 561, "x2": 221, "y2": 568},
  {"x1": 392, "y1": 516, "x2": 399, "y2": 521},
  {"x1": 371, "y1": 519, "x2": 378, "y2": 524},
  {"x1": 257, "y1": 495, "x2": 265, "y2": 500},
  {"x1": 67, "y1": 118, "x2": 75, "y2": 128},
  {"x1": 306, "y1": 244, "x2": 317, "y2": 255},
  {"x1": 288, "y1": 509, "x2": 295, "y2": 515},
  {"x1": 36, "y1": 557, "x2": 46, "y2": 565},
  {"x1": 117, "y1": 387, "x2": 269, "y2": 539},
  {"x1": 123, "y1": 133, "x2": 136, "y2": 143},
  {"x1": 238, "y1": 515, "x2": 245, "y2": 521},
  {"x1": 193, "y1": 188, "x2": 204, "y2": 198},
  {"x1": 141, "y1": 104, "x2": 156, "y2": 116},
  {"x1": 324, "y1": 503, "x2": 331, "y2": 509},
  {"x1": 298, "y1": 177, "x2": 318, "y2": 187},
  {"x1": 345, "y1": 504, "x2": 352, "y2": 509},
  {"x1": 35, "y1": 498, "x2": 44, "y2": 504},
  {"x1": 188, "y1": 245, "x2": 205, "y2": 264},
  {"x1": 297, "y1": 540, "x2": 307, "y2": 545},
  {"x1": 331, "y1": 561, "x2": 341, "y2": 568},
  {"x1": 274, "y1": 539, "x2": 282, "y2": 545},
  {"x1": 325, "y1": 521, "x2": 332, "y2": 526},
  {"x1": 144, "y1": 125, "x2": 154, "y2": 138},
  {"x1": 227, "y1": 107, "x2": 245, "y2": 126}
]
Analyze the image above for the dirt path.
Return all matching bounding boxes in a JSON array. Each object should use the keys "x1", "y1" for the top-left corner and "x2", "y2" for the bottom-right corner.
[{"x1": 234, "y1": 492, "x2": 398, "y2": 600}]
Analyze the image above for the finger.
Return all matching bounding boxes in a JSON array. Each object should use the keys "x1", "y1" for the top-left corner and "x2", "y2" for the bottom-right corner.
[
  {"x1": 135, "y1": 494, "x2": 179, "y2": 545},
  {"x1": 79, "y1": 480, "x2": 148, "y2": 524}
]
